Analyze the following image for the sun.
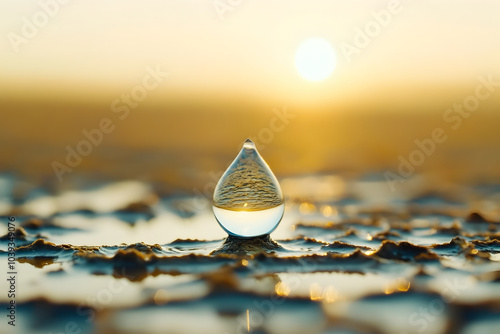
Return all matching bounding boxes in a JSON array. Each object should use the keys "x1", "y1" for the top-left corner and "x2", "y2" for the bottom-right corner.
[{"x1": 295, "y1": 38, "x2": 337, "y2": 82}]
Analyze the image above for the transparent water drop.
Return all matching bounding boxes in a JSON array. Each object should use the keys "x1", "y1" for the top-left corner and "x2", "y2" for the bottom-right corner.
[{"x1": 213, "y1": 139, "x2": 284, "y2": 238}]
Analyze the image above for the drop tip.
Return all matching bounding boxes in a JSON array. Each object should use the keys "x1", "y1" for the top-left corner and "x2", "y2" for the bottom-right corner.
[{"x1": 243, "y1": 138, "x2": 255, "y2": 149}]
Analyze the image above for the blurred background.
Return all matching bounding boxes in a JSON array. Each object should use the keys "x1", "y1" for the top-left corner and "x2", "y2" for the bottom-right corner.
[
  {"x1": 2, "y1": 2, "x2": 500, "y2": 334},
  {"x1": 1, "y1": 0, "x2": 500, "y2": 193}
]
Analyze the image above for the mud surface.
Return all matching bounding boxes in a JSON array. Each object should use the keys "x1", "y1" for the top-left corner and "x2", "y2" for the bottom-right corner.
[{"x1": 1, "y1": 174, "x2": 500, "y2": 333}]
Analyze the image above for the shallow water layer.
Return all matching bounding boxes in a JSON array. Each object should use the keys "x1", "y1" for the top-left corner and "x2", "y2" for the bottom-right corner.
[{"x1": 1, "y1": 173, "x2": 500, "y2": 334}]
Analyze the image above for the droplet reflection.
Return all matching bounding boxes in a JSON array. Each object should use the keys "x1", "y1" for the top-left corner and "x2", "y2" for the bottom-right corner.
[{"x1": 213, "y1": 139, "x2": 284, "y2": 238}]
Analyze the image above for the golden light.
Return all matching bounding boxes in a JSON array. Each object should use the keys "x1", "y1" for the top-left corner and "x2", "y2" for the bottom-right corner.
[
  {"x1": 275, "y1": 282, "x2": 291, "y2": 297},
  {"x1": 295, "y1": 37, "x2": 336, "y2": 82},
  {"x1": 309, "y1": 282, "x2": 323, "y2": 301},
  {"x1": 397, "y1": 279, "x2": 411, "y2": 292},
  {"x1": 321, "y1": 205, "x2": 337, "y2": 217},
  {"x1": 384, "y1": 284, "x2": 395, "y2": 295},
  {"x1": 299, "y1": 202, "x2": 316, "y2": 214},
  {"x1": 154, "y1": 289, "x2": 169, "y2": 305},
  {"x1": 246, "y1": 309, "x2": 250, "y2": 332},
  {"x1": 323, "y1": 286, "x2": 339, "y2": 303}
]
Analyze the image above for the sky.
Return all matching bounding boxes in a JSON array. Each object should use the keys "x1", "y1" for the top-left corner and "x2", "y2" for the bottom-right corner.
[{"x1": 1, "y1": 0, "x2": 500, "y2": 105}]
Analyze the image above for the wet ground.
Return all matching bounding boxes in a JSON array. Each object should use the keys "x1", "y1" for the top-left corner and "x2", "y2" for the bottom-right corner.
[{"x1": 1, "y1": 173, "x2": 500, "y2": 334}]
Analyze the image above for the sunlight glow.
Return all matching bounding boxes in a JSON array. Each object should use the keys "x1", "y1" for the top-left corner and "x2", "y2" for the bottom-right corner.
[{"x1": 295, "y1": 38, "x2": 336, "y2": 82}]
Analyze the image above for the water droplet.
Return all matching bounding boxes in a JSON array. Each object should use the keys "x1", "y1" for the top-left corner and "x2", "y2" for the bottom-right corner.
[{"x1": 213, "y1": 139, "x2": 284, "y2": 238}]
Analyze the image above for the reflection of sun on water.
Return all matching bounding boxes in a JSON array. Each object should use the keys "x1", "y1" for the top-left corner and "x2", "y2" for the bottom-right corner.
[{"x1": 295, "y1": 37, "x2": 336, "y2": 82}]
